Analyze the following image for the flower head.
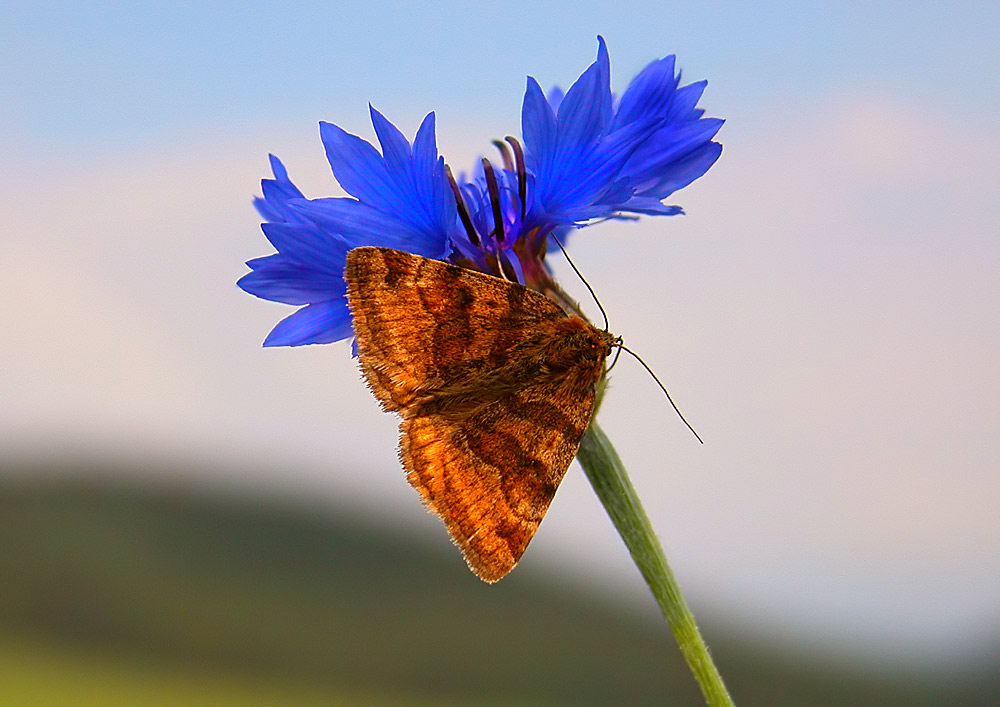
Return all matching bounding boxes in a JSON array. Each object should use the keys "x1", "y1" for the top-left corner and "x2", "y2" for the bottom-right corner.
[
  {"x1": 239, "y1": 37, "x2": 722, "y2": 345},
  {"x1": 238, "y1": 109, "x2": 458, "y2": 346},
  {"x1": 449, "y1": 37, "x2": 723, "y2": 296}
]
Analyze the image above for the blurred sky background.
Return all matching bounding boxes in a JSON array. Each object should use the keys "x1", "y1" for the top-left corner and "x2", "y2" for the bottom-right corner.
[{"x1": 2, "y1": 0, "x2": 998, "y2": 676}]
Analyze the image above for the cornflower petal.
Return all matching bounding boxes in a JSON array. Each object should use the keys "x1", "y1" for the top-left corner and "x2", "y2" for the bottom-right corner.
[
  {"x1": 554, "y1": 36, "x2": 612, "y2": 154},
  {"x1": 238, "y1": 157, "x2": 353, "y2": 345},
  {"x1": 521, "y1": 77, "x2": 557, "y2": 179},
  {"x1": 632, "y1": 141, "x2": 724, "y2": 200},
  {"x1": 666, "y1": 80, "x2": 709, "y2": 122},
  {"x1": 546, "y1": 86, "x2": 565, "y2": 113},
  {"x1": 612, "y1": 55, "x2": 680, "y2": 130},
  {"x1": 622, "y1": 118, "x2": 724, "y2": 197},
  {"x1": 263, "y1": 299, "x2": 353, "y2": 348},
  {"x1": 253, "y1": 154, "x2": 309, "y2": 224},
  {"x1": 240, "y1": 110, "x2": 457, "y2": 346},
  {"x1": 369, "y1": 107, "x2": 413, "y2": 173},
  {"x1": 237, "y1": 258, "x2": 344, "y2": 306},
  {"x1": 259, "y1": 221, "x2": 349, "y2": 267},
  {"x1": 506, "y1": 35, "x2": 722, "y2": 248},
  {"x1": 289, "y1": 197, "x2": 443, "y2": 256},
  {"x1": 318, "y1": 109, "x2": 455, "y2": 257},
  {"x1": 546, "y1": 117, "x2": 662, "y2": 220},
  {"x1": 318, "y1": 120, "x2": 394, "y2": 208}
]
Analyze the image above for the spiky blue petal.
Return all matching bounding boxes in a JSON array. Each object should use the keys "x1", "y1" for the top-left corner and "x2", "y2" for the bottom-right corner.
[
  {"x1": 517, "y1": 36, "x2": 722, "y2": 232},
  {"x1": 239, "y1": 111, "x2": 457, "y2": 346},
  {"x1": 444, "y1": 37, "x2": 723, "y2": 294},
  {"x1": 308, "y1": 109, "x2": 456, "y2": 258},
  {"x1": 262, "y1": 299, "x2": 353, "y2": 348}
]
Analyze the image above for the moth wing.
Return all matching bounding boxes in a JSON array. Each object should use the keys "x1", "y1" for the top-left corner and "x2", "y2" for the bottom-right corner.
[
  {"x1": 401, "y1": 378, "x2": 599, "y2": 582},
  {"x1": 347, "y1": 245, "x2": 608, "y2": 581},
  {"x1": 345, "y1": 246, "x2": 568, "y2": 411}
]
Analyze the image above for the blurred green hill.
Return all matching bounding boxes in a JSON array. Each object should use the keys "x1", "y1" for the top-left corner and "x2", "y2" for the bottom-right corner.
[{"x1": 0, "y1": 462, "x2": 996, "y2": 706}]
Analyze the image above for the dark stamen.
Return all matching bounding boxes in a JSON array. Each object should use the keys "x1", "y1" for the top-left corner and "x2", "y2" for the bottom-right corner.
[
  {"x1": 481, "y1": 158, "x2": 505, "y2": 245},
  {"x1": 492, "y1": 140, "x2": 514, "y2": 172},
  {"x1": 497, "y1": 250, "x2": 519, "y2": 282},
  {"x1": 505, "y1": 136, "x2": 527, "y2": 221},
  {"x1": 445, "y1": 164, "x2": 480, "y2": 247},
  {"x1": 484, "y1": 251, "x2": 503, "y2": 278}
]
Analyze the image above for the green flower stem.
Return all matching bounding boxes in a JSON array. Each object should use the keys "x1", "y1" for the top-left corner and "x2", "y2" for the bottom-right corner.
[{"x1": 577, "y1": 421, "x2": 734, "y2": 707}]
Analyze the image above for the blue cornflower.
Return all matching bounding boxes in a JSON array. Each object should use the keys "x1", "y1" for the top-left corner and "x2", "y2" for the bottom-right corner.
[
  {"x1": 239, "y1": 37, "x2": 722, "y2": 345},
  {"x1": 238, "y1": 109, "x2": 459, "y2": 346},
  {"x1": 450, "y1": 36, "x2": 723, "y2": 293}
]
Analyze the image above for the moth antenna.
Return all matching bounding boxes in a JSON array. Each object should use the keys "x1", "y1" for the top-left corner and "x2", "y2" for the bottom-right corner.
[
  {"x1": 606, "y1": 339, "x2": 624, "y2": 373},
  {"x1": 550, "y1": 234, "x2": 609, "y2": 332},
  {"x1": 616, "y1": 343, "x2": 704, "y2": 444}
]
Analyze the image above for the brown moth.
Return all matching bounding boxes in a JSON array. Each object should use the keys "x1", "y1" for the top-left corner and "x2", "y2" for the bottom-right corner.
[{"x1": 345, "y1": 246, "x2": 615, "y2": 582}]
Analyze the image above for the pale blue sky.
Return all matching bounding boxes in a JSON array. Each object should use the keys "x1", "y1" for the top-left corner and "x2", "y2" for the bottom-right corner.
[{"x1": 3, "y1": 1, "x2": 998, "y2": 159}]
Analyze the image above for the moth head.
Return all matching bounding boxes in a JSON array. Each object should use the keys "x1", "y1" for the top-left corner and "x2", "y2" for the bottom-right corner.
[{"x1": 542, "y1": 317, "x2": 614, "y2": 371}]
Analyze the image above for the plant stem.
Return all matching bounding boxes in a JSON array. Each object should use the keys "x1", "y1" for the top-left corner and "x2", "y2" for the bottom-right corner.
[{"x1": 577, "y1": 421, "x2": 734, "y2": 706}]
